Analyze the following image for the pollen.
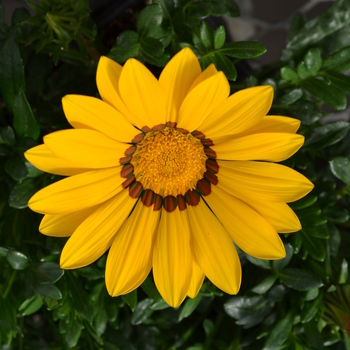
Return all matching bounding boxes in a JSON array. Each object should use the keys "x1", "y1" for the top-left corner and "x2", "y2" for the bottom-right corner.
[{"x1": 131, "y1": 127, "x2": 207, "y2": 197}]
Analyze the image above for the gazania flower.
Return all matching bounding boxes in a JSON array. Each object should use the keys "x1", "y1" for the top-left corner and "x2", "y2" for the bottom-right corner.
[{"x1": 25, "y1": 48, "x2": 313, "y2": 307}]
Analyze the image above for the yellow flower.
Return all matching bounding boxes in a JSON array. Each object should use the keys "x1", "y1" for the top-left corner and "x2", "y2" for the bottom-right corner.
[{"x1": 25, "y1": 48, "x2": 313, "y2": 307}]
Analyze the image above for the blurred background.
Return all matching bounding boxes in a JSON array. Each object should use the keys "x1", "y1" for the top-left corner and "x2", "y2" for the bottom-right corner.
[{"x1": 3, "y1": 0, "x2": 335, "y2": 69}]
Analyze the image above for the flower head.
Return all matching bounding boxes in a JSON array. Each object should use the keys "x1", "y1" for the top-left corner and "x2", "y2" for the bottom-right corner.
[{"x1": 25, "y1": 48, "x2": 313, "y2": 307}]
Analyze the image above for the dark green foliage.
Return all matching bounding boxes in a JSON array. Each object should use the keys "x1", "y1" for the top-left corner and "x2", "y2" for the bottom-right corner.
[{"x1": 0, "y1": 0, "x2": 350, "y2": 348}]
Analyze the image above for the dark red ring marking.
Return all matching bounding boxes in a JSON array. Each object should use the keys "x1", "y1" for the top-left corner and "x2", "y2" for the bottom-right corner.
[{"x1": 119, "y1": 124, "x2": 219, "y2": 211}]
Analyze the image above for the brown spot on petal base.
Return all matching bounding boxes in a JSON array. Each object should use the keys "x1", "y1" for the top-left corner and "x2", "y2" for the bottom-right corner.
[
  {"x1": 129, "y1": 181, "x2": 143, "y2": 198},
  {"x1": 153, "y1": 194, "x2": 163, "y2": 211},
  {"x1": 204, "y1": 147, "x2": 216, "y2": 158},
  {"x1": 141, "y1": 189, "x2": 156, "y2": 207},
  {"x1": 121, "y1": 164, "x2": 134, "y2": 178},
  {"x1": 120, "y1": 156, "x2": 132, "y2": 165},
  {"x1": 163, "y1": 195, "x2": 177, "y2": 212},
  {"x1": 196, "y1": 178, "x2": 211, "y2": 196},
  {"x1": 122, "y1": 175, "x2": 135, "y2": 189},
  {"x1": 185, "y1": 190, "x2": 200, "y2": 206},
  {"x1": 206, "y1": 158, "x2": 219, "y2": 174},
  {"x1": 125, "y1": 145, "x2": 136, "y2": 156},
  {"x1": 192, "y1": 130, "x2": 205, "y2": 139},
  {"x1": 177, "y1": 195, "x2": 187, "y2": 211},
  {"x1": 204, "y1": 171, "x2": 218, "y2": 185},
  {"x1": 132, "y1": 133, "x2": 145, "y2": 143}
]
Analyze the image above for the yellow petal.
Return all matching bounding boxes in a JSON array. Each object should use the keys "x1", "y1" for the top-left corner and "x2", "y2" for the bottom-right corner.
[
  {"x1": 188, "y1": 202, "x2": 241, "y2": 294},
  {"x1": 153, "y1": 208, "x2": 192, "y2": 307},
  {"x1": 159, "y1": 48, "x2": 201, "y2": 122},
  {"x1": 198, "y1": 86, "x2": 273, "y2": 139},
  {"x1": 29, "y1": 167, "x2": 124, "y2": 215},
  {"x1": 213, "y1": 133, "x2": 304, "y2": 162},
  {"x1": 178, "y1": 72, "x2": 230, "y2": 132},
  {"x1": 246, "y1": 201, "x2": 301, "y2": 233},
  {"x1": 106, "y1": 202, "x2": 160, "y2": 296},
  {"x1": 60, "y1": 191, "x2": 136, "y2": 269},
  {"x1": 24, "y1": 144, "x2": 91, "y2": 176},
  {"x1": 44, "y1": 129, "x2": 125, "y2": 168},
  {"x1": 205, "y1": 186, "x2": 286, "y2": 259},
  {"x1": 39, "y1": 205, "x2": 99, "y2": 237},
  {"x1": 189, "y1": 64, "x2": 218, "y2": 91},
  {"x1": 119, "y1": 58, "x2": 167, "y2": 127},
  {"x1": 187, "y1": 256, "x2": 205, "y2": 299},
  {"x1": 62, "y1": 95, "x2": 137, "y2": 143},
  {"x1": 233, "y1": 116, "x2": 301, "y2": 138},
  {"x1": 217, "y1": 160, "x2": 314, "y2": 203},
  {"x1": 96, "y1": 56, "x2": 134, "y2": 123}
]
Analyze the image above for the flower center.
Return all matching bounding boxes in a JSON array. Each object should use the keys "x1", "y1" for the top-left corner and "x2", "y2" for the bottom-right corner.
[{"x1": 131, "y1": 127, "x2": 207, "y2": 197}]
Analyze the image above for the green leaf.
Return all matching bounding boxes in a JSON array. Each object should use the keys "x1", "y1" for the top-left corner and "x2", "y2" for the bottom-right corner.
[
  {"x1": 251, "y1": 275, "x2": 277, "y2": 294},
  {"x1": 0, "y1": 126, "x2": 16, "y2": 146},
  {"x1": 323, "y1": 70, "x2": 350, "y2": 95},
  {"x1": 280, "y1": 66, "x2": 299, "y2": 82},
  {"x1": 281, "y1": 1, "x2": 350, "y2": 61},
  {"x1": 288, "y1": 12, "x2": 306, "y2": 41},
  {"x1": 272, "y1": 243, "x2": 294, "y2": 272},
  {"x1": 339, "y1": 259, "x2": 348, "y2": 284},
  {"x1": 108, "y1": 31, "x2": 139, "y2": 64},
  {"x1": 323, "y1": 206, "x2": 349, "y2": 223},
  {"x1": 285, "y1": 100, "x2": 322, "y2": 125},
  {"x1": 329, "y1": 157, "x2": 350, "y2": 184},
  {"x1": 304, "y1": 225, "x2": 329, "y2": 239},
  {"x1": 304, "y1": 320, "x2": 324, "y2": 349},
  {"x1": 199, "y1": 22, "x2": 214, "y2": 50},
  {"x1": 9, "y1": 178, "x2": 40, "y2": 209},
  {"x1": 304, "y1": 49, "x2": 322, "y2": 75},
  {"x1": 32, "y1": 262, "x2": 64, "y2": 284},
  {"x1": 245, "y1": 254, "x2": 271, "y2": 270},
  {"x1": 18, "y1": 295, "x2": 43, "y2": 316},
  {"x1": 304, "y1": 121, "x2": 350, "y2": 150},
  {"x1": 263, "y1": 311, "x2": 293, "y2": 350},
  {"x1": 130, "y1": 298, "x2": 154, "y2": 325},
  {"x1": 301, "y1": 293, "x2": 323, "y2": 323},
  {"x1": 7, "y1": 250, "x2": 29, "y2": 270},
  {"x1": 203, "y1": 319, "x2": 214, "y2": 336},
  {"x1": 67, "y1": 271, "x2": 93, "y2": 322},
  {"x1": 300, "y1": 230, "x2": 326, "y2": 262},
  {"x1": 305, "y1": 288, "x2": 319, "y2": 301},
  {"x1": 179, "y1": 294, "x2": 202, "y2": 321},
  {"x1": 302, "y1": 77, "x2": 347, "y2": 110},
  {"x1": 290, "y1": 195, "x2": 317, "y2": 210},
  {"x1": 0, "y1": 246, "x2": 9, "y2": 257},
  {"x1": 150, "y1": 299, "x2": 169, "y2": 310},
  {"x1": 201, "y1": 52, "x2": 237, "y2": 80},
  {"x1": 297, "y1": 61, "x2": 311, "y2": 79},
  {"x1": 214, "y1": 25, "x2": 225, "y2": 49},
  {"x1": 136, "y1": 4, "x2": 164, "y2": 38},
  {"x1": 219, "y1": 41, "x2": 266, "y2": 58},
  {"x1": 277, "y1": 88, "x2": 303, "y2": 105},
  {"x1": 122, "y1": 290, "x2": 137, "y2": 312},
  {"x1": 13, "y1": 88, "x2": 40, "y2": 140},
  {"x1": 64, "y1": 319, "x2": 84, "y2": 348},
  {"x1": 140, "y1": 37, "x2": 170, "y2": 67},
  {"x1": 224, "y1": 295, "x2": 273, "y2": 328},
  {"x1": 278, "y1": 268, "x2": 323, "y2": 291},
  {"x1": 0, "y1": 36, "x2": 25, "y2": 112},
  {"x1": 328, "y1": 222, "x2": 341, "y2": 257},
  {"x1": 181, "y1": 0, "x2": 240, "y2": 18},
  {"x1": 4, "y1": 155, "x2": 28, "y2": 181},
  {"x1": 141, "y1": 276, "x2": 162, "y2": 301},
  {"x1": 36, "y1": 283, "x2": 62, "y2": 300},
  {"x1": 322, "y1": 46, "x2": 350, "y2": 71}
]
